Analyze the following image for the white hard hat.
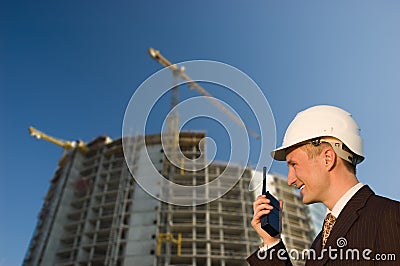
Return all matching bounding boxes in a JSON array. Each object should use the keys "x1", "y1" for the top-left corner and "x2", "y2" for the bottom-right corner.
[{"x1": 271, "y1": 105, "x2": 364, "y2": 165}]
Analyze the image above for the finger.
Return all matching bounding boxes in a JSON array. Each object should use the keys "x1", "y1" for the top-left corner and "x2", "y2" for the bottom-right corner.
[
  {"x1": 255, "y1": 203, "x2": 273, "y2": 212},
  {"x1": 254, "y1": 201, "x2": 273, "y2": 213},
  {"x1": 255, "y1": 209, "x2": 271, "y2": 218},
  {"x1": 253, "y1": 197, "x2": 270, "y2": 210},
  {"x1": 254, "y1": 196, "x2": 270, "y2": 205},
  {"x1": 256, "y1": 194, "x2": 267, "y2": 200},
  {"x1": 253, "y1": 209, "x2": 271, "y2": 223},
  {"x1": 279, "y1": 200, "x2": 284, "y2": 210}
]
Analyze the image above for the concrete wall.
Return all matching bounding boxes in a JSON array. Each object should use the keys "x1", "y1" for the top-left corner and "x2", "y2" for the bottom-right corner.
[
  {"x1": 124, "y1": 144, "x2": 163, "y2": 266},
  {"x1": 41, "y1": 152, "x2": 84, "y2": 265}
]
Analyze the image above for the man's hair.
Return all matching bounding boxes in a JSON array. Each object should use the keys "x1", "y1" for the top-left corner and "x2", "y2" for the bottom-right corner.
[{"x1": 300, "y1": 142, "x2": 356, "y2": 174}]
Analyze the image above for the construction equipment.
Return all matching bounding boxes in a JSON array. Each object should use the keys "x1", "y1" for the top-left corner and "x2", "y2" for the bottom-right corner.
[
  {"x1": 148, "y1": 47, "x2": 260, "y2": 139},
  {"x1": 157, "y1": 233, "x2": 182, "y2": 257},
  {"x1": 29, "y1": 126, "x2": 89, "y2": 153}
]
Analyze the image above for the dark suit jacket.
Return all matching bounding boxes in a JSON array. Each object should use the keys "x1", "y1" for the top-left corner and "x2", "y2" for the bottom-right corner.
[{"x1": 247, "y1": 185, "x2": 400, "y2": 265}]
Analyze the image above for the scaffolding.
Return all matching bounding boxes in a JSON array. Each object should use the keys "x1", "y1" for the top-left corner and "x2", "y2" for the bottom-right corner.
[
  {"x1": 104, "y1": 135, "x2": 143, "y2": 266},
  {"x1": 23, "y1": 150, "x2": 80, "y2": 266},
  {"x1": 25, "y1": 133, "x2": 300, "y2": 266}
]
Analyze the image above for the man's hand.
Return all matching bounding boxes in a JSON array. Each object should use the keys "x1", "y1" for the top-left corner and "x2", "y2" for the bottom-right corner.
[{"x1": 251, "y1": 195, "x2": 283, "y2": 245}]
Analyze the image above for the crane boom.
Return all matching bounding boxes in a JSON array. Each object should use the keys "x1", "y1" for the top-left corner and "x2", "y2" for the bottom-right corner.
[
  {"x1": 29, "y1": 126, "x2": 89, "y2": 153},
  {"x1": 148, "y1": 48, "x2": 260, "y2": 139}
]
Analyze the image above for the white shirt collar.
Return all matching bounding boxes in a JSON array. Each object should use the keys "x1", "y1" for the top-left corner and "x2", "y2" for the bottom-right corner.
[{"x1": 327, "y1": 183, "x2": 364, "y2": 218}]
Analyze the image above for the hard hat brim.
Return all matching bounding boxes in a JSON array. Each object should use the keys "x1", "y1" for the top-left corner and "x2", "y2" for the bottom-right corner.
[
  {"x1": 271, "y1": 137, "x2": 365, "y2": 164},
  {"x1": 270, "y1": 105, "x2": 365, "y2": 164},
  {"x1": 270, "y1": 145, "x2": 290, "y2": 161}
]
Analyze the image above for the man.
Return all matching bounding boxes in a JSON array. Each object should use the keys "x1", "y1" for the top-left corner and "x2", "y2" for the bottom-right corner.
[{"x1": 247, "y1": 105, "x2": 400, "y2": 265}]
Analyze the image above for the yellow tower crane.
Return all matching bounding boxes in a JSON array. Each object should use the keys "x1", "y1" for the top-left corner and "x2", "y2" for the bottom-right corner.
[
  {"x1": 28, "y1": 126, "x2": 89, "y2": 166},
  {"x1": 148, "y1": 47, "x2": 260, "y2": 139},
  {"x1": 157, "y1": 233, "x2": 182, "y2": 257},
  {"x1": 29, "y1": 126, "x2": 89, "y2": 153}
]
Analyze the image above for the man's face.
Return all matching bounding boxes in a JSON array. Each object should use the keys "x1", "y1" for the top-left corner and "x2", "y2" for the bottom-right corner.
[{"x1": 285, "y1": 145, "x2": 329, "y2": 204}]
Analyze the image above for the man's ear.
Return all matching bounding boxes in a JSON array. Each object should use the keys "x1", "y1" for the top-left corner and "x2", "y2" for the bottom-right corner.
[{"x1": 323, "y1": 147, "x2": 337, "y2": 171}]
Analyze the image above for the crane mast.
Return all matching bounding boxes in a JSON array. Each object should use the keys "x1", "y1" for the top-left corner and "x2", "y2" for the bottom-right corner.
[{"x1": 148, "y1": 48, "x2": 183, "y2": 137}]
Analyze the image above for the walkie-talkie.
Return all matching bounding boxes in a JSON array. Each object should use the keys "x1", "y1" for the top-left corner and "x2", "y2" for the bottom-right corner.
[{"x1": 260, "y1": 166, "x2": 281, "y2": 237}]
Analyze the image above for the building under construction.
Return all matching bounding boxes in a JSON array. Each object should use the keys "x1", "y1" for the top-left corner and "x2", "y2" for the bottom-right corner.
[
  {"x1": 23, "y1": 131, "x2": 264, "y2": 266},
  {"x1": 24, "y1": 130, "x2": 318, "y2": 266},
  {"x1": 24, "y1": 47, "x2": 318, "y2": 265}
]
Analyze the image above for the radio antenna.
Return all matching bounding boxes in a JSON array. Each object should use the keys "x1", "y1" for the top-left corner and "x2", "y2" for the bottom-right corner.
[{"x1": 262, "y1": 166, "x2": 267, "y2": 195}]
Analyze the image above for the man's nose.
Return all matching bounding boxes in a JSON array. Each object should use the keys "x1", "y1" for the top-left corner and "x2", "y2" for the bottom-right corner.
[{"x1": 287, "y1": 168, "x2": 296, "y2": 186}]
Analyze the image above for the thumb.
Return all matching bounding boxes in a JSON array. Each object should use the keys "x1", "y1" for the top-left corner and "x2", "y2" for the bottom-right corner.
[{"x1": 279, "y1": 200, "x2": 284, "y2": 211}]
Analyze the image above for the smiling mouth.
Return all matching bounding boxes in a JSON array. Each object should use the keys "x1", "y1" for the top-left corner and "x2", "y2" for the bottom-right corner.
[{"x1": 292, "y1": 184, "x2": 305, "y2": 191}]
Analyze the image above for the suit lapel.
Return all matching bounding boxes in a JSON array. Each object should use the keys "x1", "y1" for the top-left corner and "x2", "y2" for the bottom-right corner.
[
  {"x1": 310, "y1": 231, "x2": 323, "y2": 253},
  {"x1": 315, "y1": 185, "x2": 374, "y2": 265},
  {"x1": 306, "y1": 232, "x2": 323, "y2": 266}
]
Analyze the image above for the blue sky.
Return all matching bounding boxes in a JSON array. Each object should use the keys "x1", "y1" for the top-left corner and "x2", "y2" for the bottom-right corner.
[{"x1": 1, "y1": 1, "x2": 400, "y2": 265}]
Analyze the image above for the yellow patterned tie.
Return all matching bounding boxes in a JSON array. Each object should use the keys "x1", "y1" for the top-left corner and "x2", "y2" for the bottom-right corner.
[{"x1": 322, "y1": 213, "x2": 336, "y2": 248}]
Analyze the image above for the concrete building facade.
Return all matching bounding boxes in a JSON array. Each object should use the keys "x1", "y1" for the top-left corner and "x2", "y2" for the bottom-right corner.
[{"x1": 23, "y1": 132, "x2": 262, "y2": 266}]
